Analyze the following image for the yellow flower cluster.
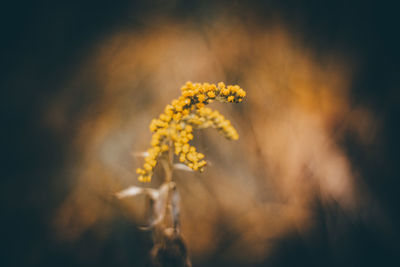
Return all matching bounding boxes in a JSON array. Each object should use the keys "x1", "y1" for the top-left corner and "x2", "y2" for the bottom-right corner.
[
  {"x1": 136, "y1": 82, "x2": 246, "y2": 182},
  {"x1": 186, "y1": 107, "x2": 239, "y2": 140}
]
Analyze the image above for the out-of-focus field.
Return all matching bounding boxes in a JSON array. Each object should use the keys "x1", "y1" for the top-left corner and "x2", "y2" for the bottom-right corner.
[
  {"x1": 47, "y1": 18, "x2": 378, "y2": 265},
  {"x1": 4, "y1": 2, "x2": 400, "y2": 267}
]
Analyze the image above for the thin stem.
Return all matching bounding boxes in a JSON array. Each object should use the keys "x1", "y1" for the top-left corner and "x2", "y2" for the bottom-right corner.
[
  {"x1": 167, "y1": 140, "x2": 174, "y2": 182},
  {"x1": 158, "y1": 140, "x2": 176, "y2": 230},
  {"x1": 161, "y1": 140, "x2": 174, "y2": 182}
]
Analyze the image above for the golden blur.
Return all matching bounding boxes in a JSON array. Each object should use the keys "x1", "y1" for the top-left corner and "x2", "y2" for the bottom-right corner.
[{"x1": 47, "y1": 17, "x2": 376, "y2": 264}]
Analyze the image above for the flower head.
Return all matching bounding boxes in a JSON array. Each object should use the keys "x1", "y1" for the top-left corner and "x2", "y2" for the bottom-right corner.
[{"x1": 137, "y1": 82, "x2": 246, "y2": 182}]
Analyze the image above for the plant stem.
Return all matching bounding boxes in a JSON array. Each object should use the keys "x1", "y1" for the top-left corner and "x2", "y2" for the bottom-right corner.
[{"x1": 159, "y1": 140, "x2": 176, "y2": 229}]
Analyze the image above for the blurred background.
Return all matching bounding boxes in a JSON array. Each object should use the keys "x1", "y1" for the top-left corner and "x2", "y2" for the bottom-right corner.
[{"x1": 2, "y1": 1, "x2": 400, "y2": 266}]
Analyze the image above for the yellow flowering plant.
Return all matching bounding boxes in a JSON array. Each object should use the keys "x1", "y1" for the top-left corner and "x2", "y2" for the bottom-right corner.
[
  {"x1": 116, "y1": 82, "x2": 245, "y2": 266},
  {"x1": 136, "y1": 81, "x2": 246, "y2": 183}
]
